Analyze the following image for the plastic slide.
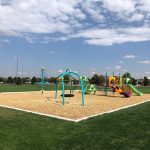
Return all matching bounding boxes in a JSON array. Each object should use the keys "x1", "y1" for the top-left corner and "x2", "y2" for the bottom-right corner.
[
  {"x1": 127, "y1": 84, "x2": 143, "y2": 96},
  {"x1": 113, "y1": 86, "x2": 131, "y2": 97}
]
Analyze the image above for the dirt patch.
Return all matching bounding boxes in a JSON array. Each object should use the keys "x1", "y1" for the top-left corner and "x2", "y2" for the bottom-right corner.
[{"x1": 0, "y1": 91, "x2": 150, "y2": 120}]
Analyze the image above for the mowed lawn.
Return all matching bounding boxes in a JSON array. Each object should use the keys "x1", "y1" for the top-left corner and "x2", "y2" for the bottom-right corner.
[
  {"x1": 137, "y1": 87, "x2": 150, "y2": 94},
  {"x1": 0, "y1": 102, "x2": 150, "y2": 150},
  {"x1": 0, "y1": 84, "x2": 150, "y2": 94},
  {"x1": 0, "y1": 84, "x2": 45, "y2": 92},
  {"x1": 0, "y1": 84, "x2": 80, "y2": 92}
]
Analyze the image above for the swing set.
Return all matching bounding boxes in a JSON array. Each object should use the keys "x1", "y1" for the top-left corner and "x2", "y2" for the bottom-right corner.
[{"x1": 55, "y1": 69, "x2": 85, "y2": 106}]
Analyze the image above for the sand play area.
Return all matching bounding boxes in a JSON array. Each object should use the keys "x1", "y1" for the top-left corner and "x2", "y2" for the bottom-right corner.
[{"x1": 0, "y1": 91, "x2": 150, "y2": 121}]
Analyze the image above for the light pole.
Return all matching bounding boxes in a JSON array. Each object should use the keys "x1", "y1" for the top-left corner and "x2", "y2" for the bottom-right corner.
[
  {"x1": 22, "y1": 64, "x2": 23, "y2": 84},
  {"x1": 16, "y1": 56, "x2": 18, "y2": 77}
]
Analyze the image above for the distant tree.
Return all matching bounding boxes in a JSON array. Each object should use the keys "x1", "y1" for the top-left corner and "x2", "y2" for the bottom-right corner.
[
  {"x1": 131, "y1": 77, "x2": 136, "y2": 85},
  {"x1": 2, "y1": 78, "x2": 7, "y2": 84},
  {"x1": 99, "y1": 75, "x2": 105, "y2": 85},
  {"x1": 13, "y1": 77, "x2": 21, "y2": 85},
  {"x1": 22, "y1": 77, "x2": 30, "y2": 84},
  {"x1": 7, "y1": 77, "x2": 13, "y2": 84},
  {"x1": 64, "y1": 75, "x2": 70, "y2": 83},
  {"x1": 144, "y1": 77, "x2": 149, "y2": 86},
  {"x1": 123, "y1": 72, "x2": 132, "y2": 78},
  {"x1": 36, "y1": 78, "x2": 42, "y2": 82},
  {"x1": 13, "y1": 77, "x2": 16, "y2": 84},
  {"x1": 49, "y1": 77, "x2": 57, "y2": 83},
  {"x1": 91, "y1": 74, "x2": 105, "y2": 85},
  {"x1": 31, "y1": 77, "x2": 37, "y2": 85},
  {"x1": 44, "y1": 77, "x2": 49, "y2": 82},
  {"x1": 88, "y1": 78, "x2": 92, "y2": 84},
  {"x1": 0, "y1": 77, "x2": 4, "y2": 82}
]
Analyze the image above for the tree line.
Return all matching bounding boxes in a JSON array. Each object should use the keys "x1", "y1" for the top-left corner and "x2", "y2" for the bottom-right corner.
[{"x1": 0, "y1": 73, "x2": 149, "y2": 86}]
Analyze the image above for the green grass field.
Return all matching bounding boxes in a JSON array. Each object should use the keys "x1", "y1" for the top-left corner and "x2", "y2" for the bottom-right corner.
[
  {"x1": 0, "y1": 84, "x2": 79, "y2": 92},
  {"x1": 136, "y1": 87, "x2": 150, "y2": 94},
  {"x1": 0, "y1": 102, "x2": 149, "y2": 150},
  {"x1": 0, "y1": 84, "x2": 149, "y2": 94},
  {"x1": 0, "y1": 84, "x2": 39, "y2": 92}
]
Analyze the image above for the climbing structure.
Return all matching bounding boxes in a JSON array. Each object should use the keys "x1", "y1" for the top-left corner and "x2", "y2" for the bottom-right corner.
[
  {"x1": 80, "y1": 76, "x2": 97, "y2": 94},
  {"x1": 104, "y1": 72, "x2": 143, "y2": 97}
]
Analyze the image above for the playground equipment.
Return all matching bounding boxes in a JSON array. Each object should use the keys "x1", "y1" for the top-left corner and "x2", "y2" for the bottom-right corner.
[
  {"x1": 127, "y1": 83, "x2": 143, "y2": 96},
  {"x1": 112, "y1": 84, "x2": 131, "y2": 97},
  {"x1": 123, "y1": 74, "x2": 143, "y2": 96},
  {"x1": 80, "y1": 76, "x2": 97, "y2": 94},
  {"x1": 104, "y1": 72, "x2": 143, "y2": 97},
  {"x1": 36, "y1": 66, "x2": 50, "y2": 94},
  {"x1": 55, "y1": 69, "x2": 85, "y2": 106}
]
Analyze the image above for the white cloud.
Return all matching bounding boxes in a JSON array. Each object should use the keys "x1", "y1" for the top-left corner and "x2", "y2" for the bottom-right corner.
[
  {"x1": 144, "y1": 72, "x2": 150, "y2": 74},
  {"x1": 138, "y1": 0, "x2": 150, "y2": 12},
  {"x1": 48, "y1": 51, "x2": 55, "y2": 55},
  {"x1": 82, "y1": 1, "x2": 105, "y2": 22},
  {"x1": 0, "y1": 39, "x2": 10, "y2": 43},
  {"x1": 24, "y1": 36, "x2": 35, "y2": 43},
  {"x1": 119, "y1": 60, "x2": 123, "y2": 64},
  {"x1": 123, "y1": 55, "x2": 135, "y2": 59},
  {"x1": 0, "y1": 0, "x2": 85, "y2": 37},
  {"x1": 91, "y1": 71, "x2": 96, "y2": 75},
  {"x1": 138, "y1": 60, "x2": 150, "y2": 64},
  {"x1": 18, "y1": 72, "x2": 30, "y2": 75},
  {"x1": 102, "y1": 0, "x2": 136, "y2": 13},
  {"x1": 57, "y1": 70, "x2": 63, "y2": 73},
  {"x1": 0, "y1": 0, "x2": 150, "y2": 46},
  {"x1": 129, "y1": 13, "x2": 144, "y2": 22},
  {"x1": 115, "y1": 65, "x2": 122, "y2": 70},
  {"x1": 73, "y1": 26, "x2": 150, "y2": 46}
]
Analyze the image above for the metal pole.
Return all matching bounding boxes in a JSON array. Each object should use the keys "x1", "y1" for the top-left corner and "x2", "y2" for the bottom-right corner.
[
  {"x1": 16, "y1": 56, "x2": 18, "y2": 77},
  {"x1": 112, "y1": 71, "x2": 115, "y2": 95},
  {"x1": 80, "y1": 79, "x2": 84, "y2": 106},
  {"x1": 70, "y1": 80, "x2": 73, "y2": 95},
  {"x1": 62, "y1": 78, "x2": 65, "y2": 105},
  {"x1": 69, "y1": 75, "x2": 72, "y2": 95},
  {"x1": 55, "y1": 80, "x2": 58, "y2": 100},
  {"x1": 22, "y1": 64, "x2": 23, "y2": 84},
  {"x1": 126, "y1": 72, "x2": 127, "y2": 86},
  {"x1": 41, "y1": 66, "x2": 44, "y2": 95},
  {"x1": 119, "y1": 72, "x2": 120, "y2": 87},
  {"x1": 105, "y1": 72, "x2": 108, "y2": 96}
]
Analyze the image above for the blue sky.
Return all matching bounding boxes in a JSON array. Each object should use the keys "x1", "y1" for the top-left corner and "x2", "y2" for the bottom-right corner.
[{"x1": 0, "y1": 0, "x2": 150, "y2": 78}]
